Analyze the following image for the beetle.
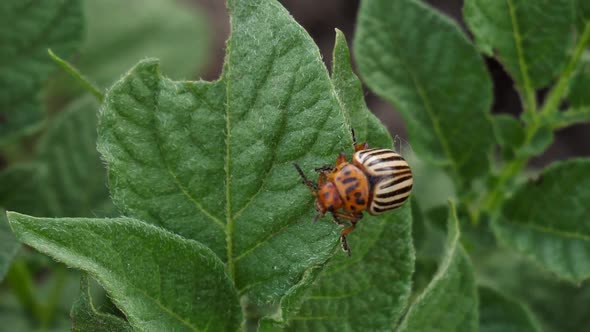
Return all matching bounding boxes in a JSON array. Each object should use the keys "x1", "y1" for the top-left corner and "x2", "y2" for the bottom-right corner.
[{"x1": 293, "y1": 130, "x2": 413, "y2": 256}]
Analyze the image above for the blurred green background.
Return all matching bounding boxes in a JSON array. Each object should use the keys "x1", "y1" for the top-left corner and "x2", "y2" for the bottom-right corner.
[{"x1": 1, "y1": 0, "x2": 588, "y2": 331}]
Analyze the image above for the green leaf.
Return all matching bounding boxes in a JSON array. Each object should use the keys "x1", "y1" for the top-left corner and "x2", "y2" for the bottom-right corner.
[
  {"x1": 35, "y1": 96, "x2": 113, "y2": 217},
  {"x1": 397, "y1": 202, "x2": 478, "y2": 332},
  {"x1": 260, "y1": 32, "x2": 415, "y2": 330},
  {"x1": 71, "y1": 274, "x2": 132, "y2": 332},
  {"x1": 479, "y1": 286, "x2": 541, "y2": 332},
  {"x1": 515, "y1": 124, "x2": 554, "y2": 158},
  {"x1": 7, "y1": 212, "x2": 242, "y2": 332},
  {"x1": 48, "y1": 0, "x2": 210, "y2": 100},
  {"x1": 550, "y1": 107, "x2": 590, "y2": 129},
  {"x1": 493, "y1": 158, "x2": 590, "y2": 283},
  {"x1": 331, "y1": 29, "x2": 391, "y2": 144},
  {"x1": 474, "y1": 249, "x2": 590, "y2": 332},
  {"x1": 98, "y1": 0, "x2": 352, "y2": 308},
  {"x1": 278, "y1": 204, "x2": 414, "y2": 331},
  {"x1": 0, "y1": 210, "x2": 20, "y2": 281},
  {"x1": 492, "y1": 114, "x2": 524, "y2": 160},
  {"x1": 354, "y1": 0, "x2": 494, "y2": 185},
  {"x1": 464, "y1": 0, "x2": 574, "y2": 92},
  {"x1": 492, "y1": 114, "x2": 524, "y2": 150},
  {"x1": 0, "y1": 0, "x2": 84, "y2": 144}
]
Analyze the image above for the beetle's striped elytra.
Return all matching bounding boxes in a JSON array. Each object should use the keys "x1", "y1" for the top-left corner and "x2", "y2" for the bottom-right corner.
[{"x1": 293, "y1": 130, "x2": 413, "y2": 256}]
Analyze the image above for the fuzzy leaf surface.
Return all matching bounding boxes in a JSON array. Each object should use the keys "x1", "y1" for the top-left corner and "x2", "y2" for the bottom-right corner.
[
  {"x1": 0, "y1": 0, "x2": 83, "y2": 144},
  {"x1": 479, "y1": 286, "x2": 541, "y2": 332},
  {"x1": 397, "y1": 203, "x2": 478, "y2": 332},
  {"x1": 282, "y1": 205, "x2": 413, "y2": 331},
  {"x1": 98, "y1": 0, "x2": 352, "y2": 306},
  {"x1": 7, "y1": 213, "x2": 242, "y2": 332},
  {"x1": 263, "y1": 32, "x2": 414, "y2": 330},
  {"x1": 494, "y1": 158, "x2": 590, "y2": 283},
  {"x1": 354, "y1": 0, "x2": 494, "y2": 184},
  {"x1": 464, "y1": 0, "x2": 574, "y2": 89}
]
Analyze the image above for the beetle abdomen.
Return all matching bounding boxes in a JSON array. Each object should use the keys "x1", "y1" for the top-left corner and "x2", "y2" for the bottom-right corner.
[{"x1": 353, "y1": 148, "x2": 413, "y2": 215}]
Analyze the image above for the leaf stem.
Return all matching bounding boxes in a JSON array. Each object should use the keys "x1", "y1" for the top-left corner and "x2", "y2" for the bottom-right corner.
[
  {"x1": 47, "y1": 49, "x2": 104, "y2": 102},
  {"x1": 479, "y1": 21, "x2": 590, "y2": 219},
  {"x1": 507, "y1": 0, "x2": 537, "y2": 113}
]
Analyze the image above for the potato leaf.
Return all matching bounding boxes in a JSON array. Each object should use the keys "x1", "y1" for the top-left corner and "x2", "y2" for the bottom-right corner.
[
  {"x1": 397, "y1": 202, "x2": 478, "y2": 332},
  {"x1": 7, "y1": 213, "x2": 242, "y2": 331},
  {"x1": 354, "y1": 0, "x2": 494, "y2": 185},
  {"x1": 494, "y1": 158, "x2": 590, "y2": 283}
]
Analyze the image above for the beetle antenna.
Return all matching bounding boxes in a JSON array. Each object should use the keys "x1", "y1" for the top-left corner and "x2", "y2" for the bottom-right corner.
[{"x1": 293, "y1": 163, "x2": 318, "y2": 191}]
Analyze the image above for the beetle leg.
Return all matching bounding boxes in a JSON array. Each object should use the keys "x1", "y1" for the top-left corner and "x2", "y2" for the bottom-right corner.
[
  {"x1": 340, "y1": 223, "x2": 356, "y2": 257},
  {"x1": 315, "y1": 165, "x2": 336, "y2": 174},
  {"x1": 331, "y1": 213, "x2": 347, "y2": 226},
  {"x1": 354, "y1": 142, "x2": 369, "y2": 152},
  {"x1": 330, "y1": 212, "x2": 362, "y2": 257},
  {"x1": 293, "y1": 163, "x2": 318, "y2": 193},
  {"x1": 336, "y1": 152, "x2": 348, "y2": 166}
]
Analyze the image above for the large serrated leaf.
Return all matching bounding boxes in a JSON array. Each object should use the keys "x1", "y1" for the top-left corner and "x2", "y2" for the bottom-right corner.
[
  {"x1": 98, "y1": 0, "x2": 352, "y2": 308},
  {"x1": 7, "y1": 212, "x2": 242, "y2": 332},
  {"x1": 354, "y1": 0, "x2": 494, "y2": 185},
  {"x1": 0, "y1": 0, "x2": 83, "y2": 144},
  {"x1": 479, "y1": 286, "x2": 541, "y2": 332},
  {"x1": 464, "y1": 0, "x2": 574, "y2": 90},
  {"x1": 493, "y1": 158, "x2": 590, "y2": 283},
  {"x1": 397, "y1": 203, "x2": 478, "y2": 332},
  {"x1": 0, "y1": 210, "x2": 19, "y2": 281}
]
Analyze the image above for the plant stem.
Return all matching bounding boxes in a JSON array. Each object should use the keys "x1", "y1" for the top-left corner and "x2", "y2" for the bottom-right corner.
[
  {"x1": 507, "y1": 0, "x2": 537, "y2": 113},
  {"x1": 47, "y1": 49, "x2": 104, "y2": 102},
  {"x1": 479, "y1": 21, "x2": 590, "y2": 220}
]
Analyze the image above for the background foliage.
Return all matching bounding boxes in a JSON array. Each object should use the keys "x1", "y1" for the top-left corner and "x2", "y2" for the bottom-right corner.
[{"x1": 1, "y1": 0, "x2": 589, "y2": 331}]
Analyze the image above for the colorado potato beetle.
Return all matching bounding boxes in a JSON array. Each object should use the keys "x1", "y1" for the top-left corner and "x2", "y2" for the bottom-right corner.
[{"x1": 293, "y1": 130, "x2": 413, "y2": 256}]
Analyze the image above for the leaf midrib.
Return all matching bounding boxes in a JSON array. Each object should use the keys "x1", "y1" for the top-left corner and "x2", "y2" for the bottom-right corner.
[
  {"x1": 506, "y1": 0, "x2": 536, "y2": 110},
  {"x1": 502, "y1": 220, "x2": 590, "y2": 242}
]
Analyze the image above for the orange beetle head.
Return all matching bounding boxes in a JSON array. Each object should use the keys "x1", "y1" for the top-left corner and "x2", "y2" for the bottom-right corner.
[{"x1": 315, "y1": 182, "x2": 342, "y2": 216}]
